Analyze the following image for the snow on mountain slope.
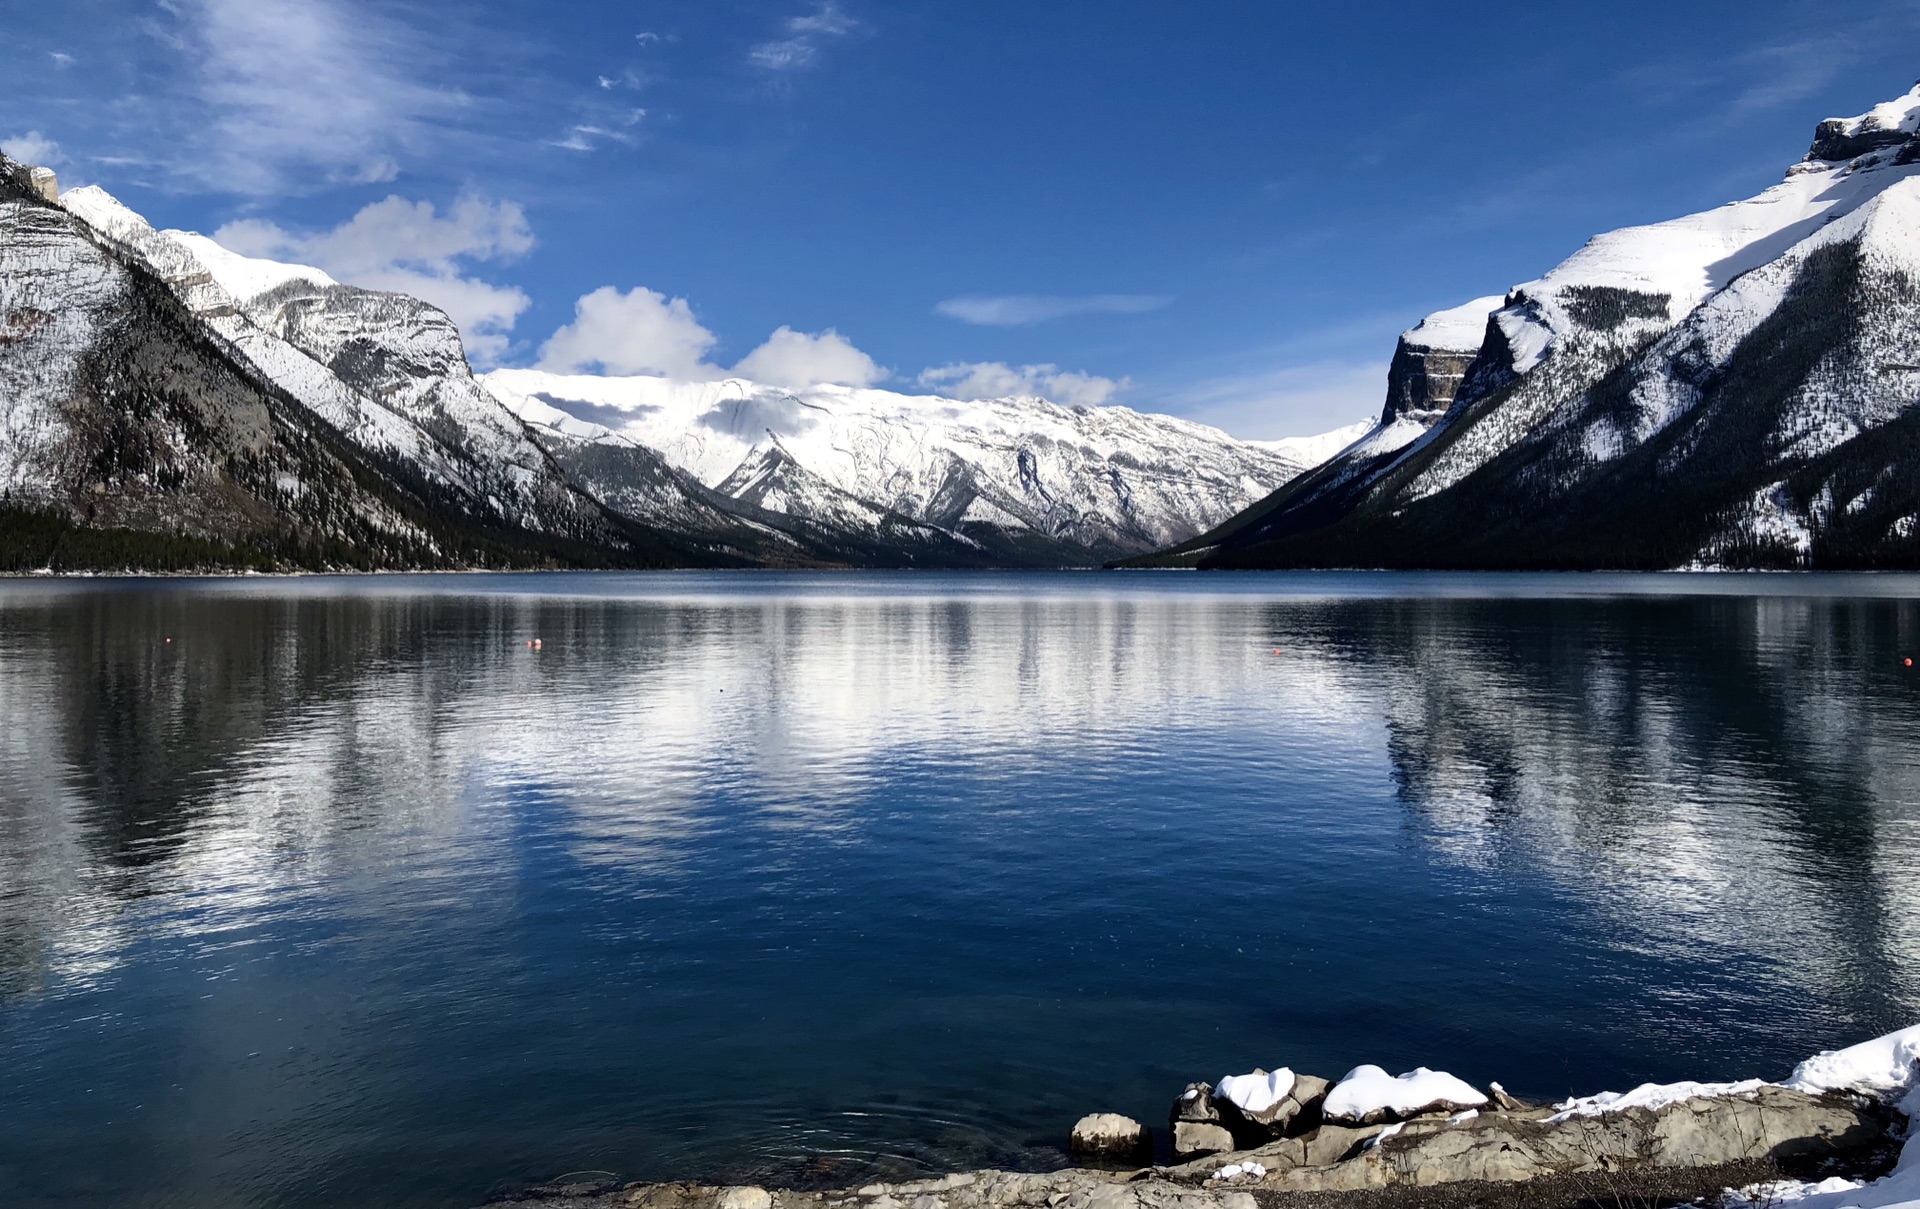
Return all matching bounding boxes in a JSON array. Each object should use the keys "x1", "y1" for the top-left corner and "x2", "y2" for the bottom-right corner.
[
  {"x1": 0, "y1": 156, "x2": 449, "y2": 562},
  {"x1": 54, "y1": 183, "x2": 699, "y2": 556},
  {"x1": 1156, "y1": 77, "x2": 1920, "y2": 571},
  {"x1": 1404, "y1": 297, "x2": 1507, "y2": 353},
  {"x1": 1589, "y1": 174, "x2": 1920, "y2": 467},
  {"x1": 57, "y1": 187, "x2": 465, "y2": 492},
  {"x1": 1381, "y1": 98, "x2": 1920, "y2": 507},
  {"x1": 486, "y1": 369, "x2": 1344, "y2": 557},
  {"x1": 1256, "y1": 419, "x2": 1375, "y2": 467}
]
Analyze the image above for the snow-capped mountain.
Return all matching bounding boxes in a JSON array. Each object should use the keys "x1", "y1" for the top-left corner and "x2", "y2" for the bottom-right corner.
[
  {"x1": 485, "y1": 370, "x2": 1363, "y2": 563},
  {"x1": 0, "y1": 155, "x2": 764, "y2": 570},
  {"x1": 0, "y1": 156, "x2": 1352, "y2": 570},
  {"x1": 1144, "y1": 81, "x2": 1920, "y2": 570}
]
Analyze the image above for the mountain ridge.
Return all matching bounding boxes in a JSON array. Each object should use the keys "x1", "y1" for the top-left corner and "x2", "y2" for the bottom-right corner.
[
  {"x1": 0, "y1": 158, "x2": 1355, "y2": 572},
  {"x1": 1127, "y1": 81, "x2": 1920, "y2": 572}
]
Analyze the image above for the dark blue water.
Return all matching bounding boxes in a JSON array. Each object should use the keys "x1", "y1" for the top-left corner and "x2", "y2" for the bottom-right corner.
[{"x1": 2, "y1": 572, "x2": 1918, "y2": 1208}]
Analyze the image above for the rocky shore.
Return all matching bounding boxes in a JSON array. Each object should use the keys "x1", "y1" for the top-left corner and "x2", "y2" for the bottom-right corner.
[{"x1": 487, "y1": 1027, "x2": 1920, "y2": 1209}]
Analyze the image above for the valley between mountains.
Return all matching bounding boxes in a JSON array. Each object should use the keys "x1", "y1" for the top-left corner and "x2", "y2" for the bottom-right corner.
[{"x1": 9, "y1": 78, "x2": 1920, "y2": 571}]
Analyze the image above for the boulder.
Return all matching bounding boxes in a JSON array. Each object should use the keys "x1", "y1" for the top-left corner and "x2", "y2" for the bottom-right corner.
[
  {"x1": 1321, "y1": 1065, "x2": 1487, "y2": 1126},
  {"x1": 1170, "y1": 1121, "x2": 1236, "y2": 1160},
  {"x1": 1488, "y1": 1081, "x2": 1540, "y2": 1113},
  {"x1": 1168, "y1": 1082, "x2": 1219, "y2": 1124},
  {"x1": 1212, "y1": 1070, "x2": 1331, "y2": 1143},
  {"x1": 716, "y1": 1190, "x2": 772, "y2": 1209},
  {"x1": 1070, "y1": 1113, "x2": 1149, "y2": 1159}
]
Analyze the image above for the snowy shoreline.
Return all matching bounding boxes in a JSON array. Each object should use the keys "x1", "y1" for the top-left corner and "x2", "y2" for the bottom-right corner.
[{"x1": 493, "y1": 1026, "x2": 1920, "y2": 1209}]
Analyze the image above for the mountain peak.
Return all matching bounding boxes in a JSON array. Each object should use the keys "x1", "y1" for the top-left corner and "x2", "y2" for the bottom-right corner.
[{"x1": 1808, "y1": 81, "x2": 1920, "y2": 163}]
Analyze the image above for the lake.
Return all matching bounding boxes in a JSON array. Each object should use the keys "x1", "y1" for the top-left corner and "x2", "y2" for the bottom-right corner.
[{"x1": 1, "y1": 571, "x2": 1917, "y2": 1208}]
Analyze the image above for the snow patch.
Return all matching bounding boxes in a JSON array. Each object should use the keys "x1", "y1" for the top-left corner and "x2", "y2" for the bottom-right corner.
[
  {"x1": 1216, "y1": 1068, "x2": 1296, "y2": 1116},
  {"x1": 1210, "y1": 1162, "x2": 1267, "y2": 1182},
  {"x1": 165, "y1": 230, "x2": 337, "y2": 300},
  {"x1": 1549, "y1": 1080, "x2": 1767, "y2": 1121},
  {"x1": 1783, "y1": 1024, "x2": 1920, "y2": 1105},
  {"x1": 1403, "y1": 296, "x2": 1505, "y2": 352},
  {"x1": 1323, "y1": 1066, "x2": 1487, "y2": 1123}
]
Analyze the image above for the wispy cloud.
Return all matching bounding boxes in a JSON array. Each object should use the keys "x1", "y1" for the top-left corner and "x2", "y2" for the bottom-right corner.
[
  {"x1": 918, "y1": 362, "x2": 1126, "y2": 407},
  {"x1": 548, "y1": 110, "x2": 646, "y2": 152},
  {"x1": 215, "y1": 194, "x2": 533, "y2": 363},
  {"x1": 934, "y1": 293, "x2": 1172, "y2": 327},
  {"x1": 749, "y1": 3, "x2": 857, "y2": 72},
  {"x1": 1158, "y1": 360, "x2": 1386, "y2": 440},
  {"x1": 150, "y1": 0, "x2": 465, "y2": 196}
]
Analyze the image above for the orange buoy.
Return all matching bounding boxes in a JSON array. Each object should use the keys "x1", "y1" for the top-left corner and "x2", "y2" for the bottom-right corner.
[{"x1": 1906, "y1": 658, "x2": 1913, "y2": 668}]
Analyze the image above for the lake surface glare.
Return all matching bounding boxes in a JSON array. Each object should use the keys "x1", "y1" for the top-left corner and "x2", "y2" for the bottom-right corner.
[{"x1": 2, "y1": 571, "x2": 1918, "y2": 1208}]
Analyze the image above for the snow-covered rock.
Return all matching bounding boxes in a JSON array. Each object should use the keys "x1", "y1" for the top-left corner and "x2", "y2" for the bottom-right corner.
[
  {"x1": 1550, "y1": 1079, "x2": 1769, "y2": 1121},
  {"x1": 1217, "y1": 1069, "x2": 1296, "y2": 1117},
  {"x1": 1322, "y1": 1065, "x2": 1488, "y2": 1125}
]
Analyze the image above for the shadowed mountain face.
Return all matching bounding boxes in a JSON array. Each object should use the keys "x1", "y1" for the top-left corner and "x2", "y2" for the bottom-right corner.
[
  {"x1": 0, "y1": 157, "x2": 743, "y2": 572},
  {"x1": 2, "y1": 575, "x2": 1917, "y2": 1207},
  {"x1": 1138, "y1": 83, "x2": 1920, "y2": 571}
]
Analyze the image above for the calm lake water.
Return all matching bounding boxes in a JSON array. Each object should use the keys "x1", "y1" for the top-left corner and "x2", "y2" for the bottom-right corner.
[{"x1": 2, "y1": 571, "x2": 1919, "y2": 1208}]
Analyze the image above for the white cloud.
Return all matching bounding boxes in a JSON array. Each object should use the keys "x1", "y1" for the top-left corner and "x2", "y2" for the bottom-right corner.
[
  {"x1": 1, "y1": 132, "x2": 63, "y2": 167},
  {"x1": 749, "y1": 2, "x2": 857, "y2": 71},
  {"x1": 537, "y1": 286, "x2": 723, "y2": 379},
  {"x1": 733, "y1": 326, "x2": 885, "y2": 388},
  {"x1": 918, "y1": 362, "x2": 1126, "y2": 408},
  {"x1": 1162, "y1": 360, "x2": 1387, "y2": 440},
  {"x1": 548, "y1": 110, "x2": 645, "y2": 153},
  {"x1": 215, "y1": 194, "x2": 533, "y2": 363},
  {"x1": 934, "y1": 293, "x2": 1172, "y2": 327},
  {"x1": 49, "y1": 52, "x2": 75, "y2": 68},
  {"x1": 159, "y1": 0, "x2": 462, "y2": 195}
]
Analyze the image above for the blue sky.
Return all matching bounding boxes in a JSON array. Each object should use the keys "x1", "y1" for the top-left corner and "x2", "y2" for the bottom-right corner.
[{"x1": 7, "y1": 0, "x2": 1920, "y2": 437}]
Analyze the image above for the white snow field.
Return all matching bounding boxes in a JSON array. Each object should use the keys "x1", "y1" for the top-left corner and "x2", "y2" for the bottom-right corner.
[{"x1": 485, "y1": 369, "x2": 1365, "y2": 554}]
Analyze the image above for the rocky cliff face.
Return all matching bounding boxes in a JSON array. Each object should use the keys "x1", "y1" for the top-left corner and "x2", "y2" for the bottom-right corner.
[
  {"x1": 1380, "y1": 297, "x2": 1504, "y2": 424},
  {"x1": 1140, "y1": 81, "x2": 1920, "y2": 571}
]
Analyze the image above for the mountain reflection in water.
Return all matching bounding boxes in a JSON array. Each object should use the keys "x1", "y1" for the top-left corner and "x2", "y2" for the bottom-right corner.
[{"x1": 1, "y1": 572, "x2": 1916, "y2": 1209}]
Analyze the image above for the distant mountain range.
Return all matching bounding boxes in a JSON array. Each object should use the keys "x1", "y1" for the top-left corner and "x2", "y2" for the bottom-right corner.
[
  {"x1": 1129, "y1": 82, "x2": 1920, "y2": 571},
  {"x1": 0, "y1": 162, "x2": 1355, "y2": 572}
]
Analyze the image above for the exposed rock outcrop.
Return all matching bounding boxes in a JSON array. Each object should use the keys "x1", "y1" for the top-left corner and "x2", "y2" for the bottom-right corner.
[
  {"x1": 1171, "y1": 1083, "x2": 1888, "y2": 1192},
  {"x1": 1169, "y1": 1084, "x2": 1235, "y2": 1159},
  {"x1": 1071, "y1": 1114, "x2": 1150, "y2": 1159},
  {"x1": 491, "y1": 1084, "x2": 1888, "y2": 1209},
  {"x1": 1380, "y1": 297, "x2": 1504, "y2": 424}
]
